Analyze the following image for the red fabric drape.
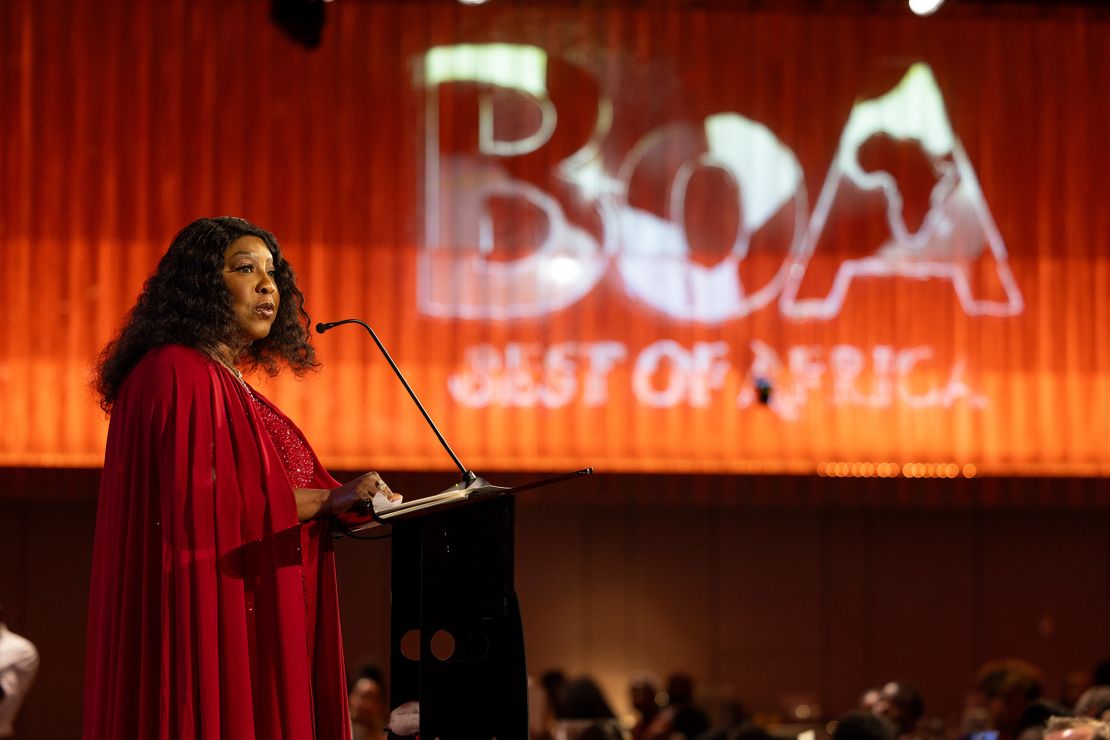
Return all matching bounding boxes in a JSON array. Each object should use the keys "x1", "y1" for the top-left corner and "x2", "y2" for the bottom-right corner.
[
  {"x1": 83, "y1": 345, "x2": 350, "y2": 740},
  {"x1": 1, "y1": 1, "x2": 1108, "y2": 475}
]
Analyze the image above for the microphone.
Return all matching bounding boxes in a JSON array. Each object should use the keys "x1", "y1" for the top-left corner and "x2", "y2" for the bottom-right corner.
[{"x1": 315, "y1": 318, "x2": 477, "y2": 486}]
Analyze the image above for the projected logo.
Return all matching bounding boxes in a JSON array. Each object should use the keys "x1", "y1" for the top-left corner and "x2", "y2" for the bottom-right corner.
[
  {"x1": 615, "y1": 115, "x2": 805, "y2": 322},
  {"x1": 781, "y1": 63, "x2": 1023, "y2": 319},
  {"x1": 417, "y1": 45, "x2": 610, "y2": 320},
  {"x1": 417, "y1": 48, "x2": 1021, "y2": 323},
  {"x1": 418, "y1": 46, "x2": 1020, "y2": 417}
]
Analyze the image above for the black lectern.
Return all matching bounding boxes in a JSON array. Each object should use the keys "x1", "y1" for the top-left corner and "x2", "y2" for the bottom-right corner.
[
  {"x1": 388, "y1": 491, "x2": 527, "y2": 739},
  {"x1": 348, "y1": 471, "x2": 589, "y2": 739}
]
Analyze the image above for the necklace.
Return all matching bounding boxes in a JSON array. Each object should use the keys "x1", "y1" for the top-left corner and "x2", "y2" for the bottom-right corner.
[{"x1": 207, "y1": 350, "x2": 251, "y2": 393}]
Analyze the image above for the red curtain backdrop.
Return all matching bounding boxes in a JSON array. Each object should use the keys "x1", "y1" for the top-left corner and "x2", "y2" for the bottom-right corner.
[{"x1": 1, "y1": 0, "x2": 1108, "y2": 475}]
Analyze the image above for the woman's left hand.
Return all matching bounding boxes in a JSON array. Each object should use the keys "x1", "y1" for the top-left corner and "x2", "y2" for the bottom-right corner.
[
  {"x1": 294, "y1": 472, "x2": 400, "y2": 521},
  {"x1": 325, "y1": 471, "x2": 400, "y2": 515}
]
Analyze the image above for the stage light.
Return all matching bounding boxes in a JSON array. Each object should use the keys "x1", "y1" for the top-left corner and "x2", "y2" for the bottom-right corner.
[
  {"x1": 817, "y1": 461, "x2": 973, "y2": 478},
  {"x1": 908, "y1": 0, "x2": 945, "y2": 16},
  {"x1": 270, "y1": 0, "x2": 325, "y2": 48}
]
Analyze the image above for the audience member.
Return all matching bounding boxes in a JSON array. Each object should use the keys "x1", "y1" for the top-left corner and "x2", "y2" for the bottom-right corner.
[
  {"x1": 699, "y1": 719, "x2": 775, "y2": 740},
  {"x1": 1074, "y1": 688, "x2": 1110, "y2": 722},
  {"x1": 1013, "y1": 700, "x2": 1073, "y2": 740},
  {"x1": 641, "y1": 672, "x2": 710, "y2": 740},
  {"x1": 527, "y1": 659, "x2": 1110, "y2": 740},
  {"x1": 834, "y1": 710, "x2": 899, "y2": 740},
  {"x1": 630, "y1": 672, "x2": 661, "y2": 740},
  {"x1": 959, "y1": 688, "x2": 993, "y2": 737},
  {"x1": 1062, "y1": 673, "x2": 1093, "y2": 711},
  {"x1": 561, "y1": 676, "x2": 619, "y2": 720},
  {"x1": 872, "y1": 681, "x2": 925, "y2": 737},
  {"x1": 552, "y1": 676, "x2": 624, "y2": 740},
  {"x1": 979, "y1": 660, "x2": 1046, "y2": 740},
  {"x1": 860, "y1": 687, "x2": 883, "y2": 713},
  {"x1": 543, "y1": 670, "x2": 570, "y2": 719},
  {"x1": 1044, "y1": 716, "x2": 1110, "y2": 740},
  {"x1": 530, "y1": 673, "x2": 559, "y2": 740},
  {"x1": 348, "y1": 664, "x2": 389, "y2": 740},
  {"x1": 0, "y1": 602, "x2": 39, "y2": 740}
]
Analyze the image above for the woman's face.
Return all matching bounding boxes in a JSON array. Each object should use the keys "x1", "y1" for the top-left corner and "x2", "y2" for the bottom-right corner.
[{"x1": 222, "y1": 236, "x2": 280, "y2": 347}]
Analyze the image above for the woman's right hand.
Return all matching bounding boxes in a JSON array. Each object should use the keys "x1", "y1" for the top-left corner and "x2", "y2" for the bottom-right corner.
[{"x1": 325, "y1": 471, "x2": 399, "y2": 516}]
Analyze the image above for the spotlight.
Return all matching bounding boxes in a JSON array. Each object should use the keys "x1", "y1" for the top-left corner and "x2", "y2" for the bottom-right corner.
[{"x1": 908, "y1": 0, "x2": 945, "y2": 16}]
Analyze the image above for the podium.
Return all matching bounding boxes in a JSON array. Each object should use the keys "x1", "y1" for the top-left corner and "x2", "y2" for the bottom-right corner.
[
  {"x1": 352, "y1": 471, "x2": 590, "y2": 740},
  {"x1": 389, "y1": 491, "x2": 526, "y2": 739}
]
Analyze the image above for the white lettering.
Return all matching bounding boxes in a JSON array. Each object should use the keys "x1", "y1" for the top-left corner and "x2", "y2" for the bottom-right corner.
[
  {"x1": 633, "y1": 340, "x2": 689, "y2": 408},
  {"x1": 581, "y1": 341, "x2": 627, "y2": 406},
  {"x1": 897, "y1": 346, "x2": 940, "y2": 407},
  {"x1": 830, "y1": 344, "x2": 866, "y2": 405},
  {"x1": 538, "y1": 343, "x2": 579, "y2": 408},
  {"x1": 418, "y1": 44, "x2": 608, "y2": 320},
  {"x1": 689, "y1": 342, "x2": 731, "y2": 407},
  {"x1": 448, "y1": 341, "x2": 631, "y2": 409},
  {"x1": 870, "y1": 345, "x2": 895, "y2": 406},
  {"x1": 447, "y1": 344, "x2": 502, "y2": 408},
  {"x1": 449, "y1": 340, "x2": 988, "y2": 416}
]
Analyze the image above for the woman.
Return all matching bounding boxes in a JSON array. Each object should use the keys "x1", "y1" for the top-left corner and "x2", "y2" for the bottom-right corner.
[{"x1": 84, "y1": 217, "x2": 394, "y2": 740}]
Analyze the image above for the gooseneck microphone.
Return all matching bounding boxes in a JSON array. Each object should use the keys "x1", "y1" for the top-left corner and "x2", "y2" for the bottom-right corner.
[{"x1": 316, "y1": 318, "x2": 477, "y2": 486}]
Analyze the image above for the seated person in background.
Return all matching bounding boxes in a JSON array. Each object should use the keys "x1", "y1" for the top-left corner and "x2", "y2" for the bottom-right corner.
[
  {"x1": 528, "y1": 674, "x2": 555, "y2": 740},
  {"x1": 1074, "y1": 688, "x2": 1110, "y2": 722},
  {"x1": 348, "y1": 664, "x2": 389, "y2": 740},
  {"x1": 860, "y1": 687, "x2": 883, "y2": 713},
  {"x1": 0, "y1": 603, "x2": 39, "y2": 740},
  {"x1": 629, "y1": 672, "x2": 661, "y2": 740},
  {"x1": 834, "y1": 710, "x2": 899, "y2": 740},
  {"x1": 1013, "y1": 700, "x2": 1073, "y2": 740},
  {"x1": 543, "y1": 670, "x2": 570, "y2": 723},
  {"x1": 1044, "y1": 716, "x2": 1110, "y2": 740},
  {"x1": 979, "y1": 659, "x2": 1046, "y2": 740},
  {"x1": 699, "y1": 719, "x2": 775, "y2": 740},
  {"x1": 552, "y1": 676, "x2": 624, "y2": 740},
  {"x1": 871, "y1": 681, "x2": 925, "y2": 738},
  {"x1": 1061, "y1": 673, "x2": 1093, "y2": 711},
  {"x1": 643, "y1": 672, "x2": 709, "y2": 740}
]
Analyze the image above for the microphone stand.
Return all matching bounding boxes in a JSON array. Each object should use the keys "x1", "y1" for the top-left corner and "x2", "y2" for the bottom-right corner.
[
  {"x1": 315, "y1": 319, "x2": 493, "y2": 491},
  {"x1": 316, "y1": 318, "x2": 590, "y2": 528}
]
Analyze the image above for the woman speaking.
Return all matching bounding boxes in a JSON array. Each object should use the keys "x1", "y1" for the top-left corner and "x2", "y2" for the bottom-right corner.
[{"x1": 84, "y1": 217, "x2": 393, "y2": 739}]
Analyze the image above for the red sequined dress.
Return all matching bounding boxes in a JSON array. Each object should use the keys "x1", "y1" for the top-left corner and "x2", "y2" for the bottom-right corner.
[{"x1": 247, "y1": 390, "x2": 316, "y2": 488}]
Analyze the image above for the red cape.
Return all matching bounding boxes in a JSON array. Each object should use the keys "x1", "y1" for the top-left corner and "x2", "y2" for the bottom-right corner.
[{"x1": 84, "y1": 345, "x2": 352, "y2": 740}]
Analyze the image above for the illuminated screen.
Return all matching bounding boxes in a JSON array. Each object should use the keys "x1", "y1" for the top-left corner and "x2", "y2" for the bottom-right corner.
[{"x1": 1, "y1": 2, "x2": 1106, "y2": 475}]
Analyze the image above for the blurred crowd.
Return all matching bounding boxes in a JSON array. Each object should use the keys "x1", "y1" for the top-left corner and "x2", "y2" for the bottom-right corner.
[{"x1": 520, "y1": 659, "x2": 1110, "y2": 740}]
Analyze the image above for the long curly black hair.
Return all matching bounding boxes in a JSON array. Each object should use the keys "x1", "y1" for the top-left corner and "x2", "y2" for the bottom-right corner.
[{"x1": 94, "y1": 216, "x2": 319, "y2": 412}]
